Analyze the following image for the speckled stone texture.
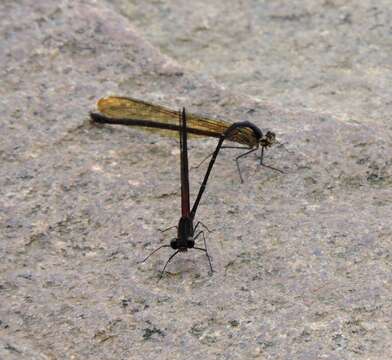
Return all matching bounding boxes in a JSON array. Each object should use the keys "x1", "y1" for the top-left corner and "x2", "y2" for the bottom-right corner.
[{"x1": 0, "y1": 1, "x2": 391, "y2": 359}]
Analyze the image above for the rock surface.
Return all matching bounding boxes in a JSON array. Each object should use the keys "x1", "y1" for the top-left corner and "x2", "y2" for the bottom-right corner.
[
  {"x1": 115, "y1": 0, "x2": 392, "y2": 125},
  {"x1": 0, "y1": 1, "x2": 391, "y2": 359}
]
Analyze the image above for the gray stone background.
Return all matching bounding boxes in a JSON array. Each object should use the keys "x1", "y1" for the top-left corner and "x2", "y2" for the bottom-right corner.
[{"x1": 0, "y1": 1, "x2": 391, "y2": 359}]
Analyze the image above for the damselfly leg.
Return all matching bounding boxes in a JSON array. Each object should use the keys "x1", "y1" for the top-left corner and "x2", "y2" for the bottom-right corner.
[
  {"x1": 258, "y1": 146, "x2": 285, "y2": 173},
  {"x1": 193, "y1": 230, "x2": 213, "y2": 274},
  {"x1": 158, "y1": 250, "x2": 180, "y2": 281},
  {"x1": 138, "y1": 244, "x2": 172, "y2": 264},
  {"x1": 194, "y1": 221, "x2": 213, "y2": 233},
  {"x1": 158, "y1": 225, "x2": 178, "y2": 233}
]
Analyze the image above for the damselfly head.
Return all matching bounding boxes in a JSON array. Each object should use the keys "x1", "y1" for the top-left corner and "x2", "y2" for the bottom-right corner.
[
  {"x1": 187, "y1": 238, "x2": 195, "y2": 248},
  {"x1": 260, "y1": 131, "x2": 277, "y2": 148}
]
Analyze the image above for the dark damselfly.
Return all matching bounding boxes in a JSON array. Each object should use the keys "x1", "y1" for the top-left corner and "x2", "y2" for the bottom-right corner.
[{"x1": 139, "y1": 108, "x2": 213, "y2": 279}]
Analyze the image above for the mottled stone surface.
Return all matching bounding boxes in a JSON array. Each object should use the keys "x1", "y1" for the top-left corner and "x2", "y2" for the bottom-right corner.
[
  {"x1": 0, "y1": 1, "x2": 391, "y2": 359},
  {"x1": 115, "y1": 0, "x2": 392, "y2": 125}
]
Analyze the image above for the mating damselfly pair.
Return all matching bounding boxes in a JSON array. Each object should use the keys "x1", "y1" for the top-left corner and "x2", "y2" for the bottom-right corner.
[{"x1": 90, "y1": 96, "x2": 281, "y2": 279}]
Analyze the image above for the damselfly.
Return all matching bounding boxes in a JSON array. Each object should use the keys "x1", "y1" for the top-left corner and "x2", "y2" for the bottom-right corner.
[{"x1": 90, "y1": 96, "x2": 281, "y2": 182}]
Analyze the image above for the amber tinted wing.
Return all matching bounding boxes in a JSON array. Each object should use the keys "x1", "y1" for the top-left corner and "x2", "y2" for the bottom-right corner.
[{"x1": 97, "y1": 96, "x2": 257, "y2": 146}]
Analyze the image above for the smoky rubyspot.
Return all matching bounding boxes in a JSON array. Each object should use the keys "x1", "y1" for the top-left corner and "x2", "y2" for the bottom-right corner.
[
  {"x1": 139, "y1": 108, "x2": 213, "y2": 279},
  {"x1": 90, "y1": 96, "x2": 281, "y2": 182},
  {"x1": 89, "y1": 96, "x2": 282, "y2": 278}
]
